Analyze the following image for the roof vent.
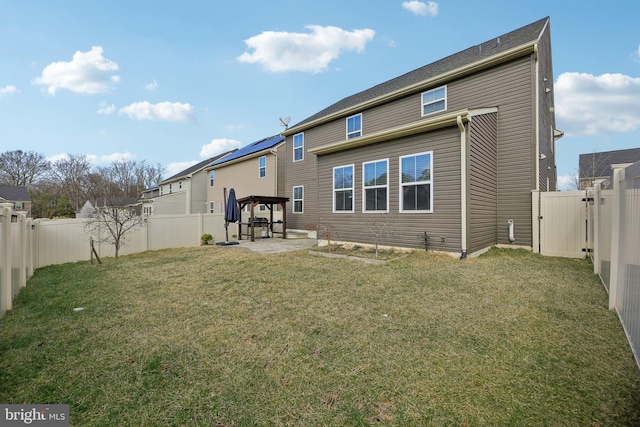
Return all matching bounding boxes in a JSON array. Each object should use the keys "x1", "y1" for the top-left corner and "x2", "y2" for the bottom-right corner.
[
  {"x1": 496, "y1": 37, "x2": 501, "y2": 47},
  {"x1": 478, "y1": 44, "x2": 482, "y2": 54}
]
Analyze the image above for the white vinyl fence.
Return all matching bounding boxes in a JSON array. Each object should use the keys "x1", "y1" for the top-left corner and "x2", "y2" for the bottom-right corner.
[
  {"x1": 589, "y1": 163, "x2": 640, "y2": 371},
  {"x1": 1, "y1": 210, "x2": 283, "y2": 316}
]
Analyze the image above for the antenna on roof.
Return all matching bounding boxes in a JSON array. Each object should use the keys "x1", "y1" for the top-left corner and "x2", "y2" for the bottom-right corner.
[{"x1": 279, "y1": 116, "x2": 290, "y2": 130}]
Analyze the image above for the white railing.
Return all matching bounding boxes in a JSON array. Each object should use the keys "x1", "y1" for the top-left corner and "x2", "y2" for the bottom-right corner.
[{"x1": 590, "y1": 162, "x2": 640, "y2": 371}]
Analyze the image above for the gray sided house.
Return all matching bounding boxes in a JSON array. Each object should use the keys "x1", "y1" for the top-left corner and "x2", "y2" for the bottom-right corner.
[
  {"x1": 282, "y1": 17, "x2": 561, "y2": 256},
  {"x1": 579, "y1": 148, "x2": 640, "y2": 190},
  {"x1": 0, "y1": 185, "x2": 31, "y2": 216}
]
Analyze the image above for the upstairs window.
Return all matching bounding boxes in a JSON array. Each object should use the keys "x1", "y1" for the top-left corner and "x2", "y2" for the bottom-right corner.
[
  {"x1": 333, "y1": 165, "x2": 354, "y2": 212},
  {"x1": 293, "y1": 133, "x2": 304, "y2": 161},
  {"x1": 259, "y1": 156, "x2": 266, "y2": 177},
  {"x1": 210, "y1": 171, "x2": 215, "y2": 186},
  {"x1": 346, "y1": 113, "x2": 362, "y2": 139},
  {"x1": 363, "y1": 159, "x2": 388, "y2": 212},
  {"x1": 400, "y1": 151, "x2": 433, "y2": 212},
  {"x1": 421, "y1": 86, "x2": 446, "y2": 116}
]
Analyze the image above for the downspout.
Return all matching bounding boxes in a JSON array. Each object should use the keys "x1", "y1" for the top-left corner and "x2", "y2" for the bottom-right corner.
[
  {"x1": 533, "y1": 43, "x2": 541, "y2": 253},
  {"x1": 457, "y1": 115, "x2": 468, "y2": 260},
  {"x1": 270, "y1": 148, "x2": 278, "y2": 197},
  {"x1": 534, "y1": 43, "x2": 540, "y2": 192}
]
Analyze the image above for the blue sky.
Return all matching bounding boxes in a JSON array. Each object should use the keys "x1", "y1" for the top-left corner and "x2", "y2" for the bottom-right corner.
[{"x1": 1, "y1": 1, "x2": 639, "y2": 189}]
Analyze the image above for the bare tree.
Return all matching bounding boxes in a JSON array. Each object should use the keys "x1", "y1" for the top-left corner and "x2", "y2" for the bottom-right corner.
[
  {"x1": 50, "y1": 154, "x2": 92, "y2": 212},
  {"x1": 366, "y1": 214, "x2": 396, "y2": 258},
  {"x1": 84, "y1": 200, "x2": 144, "y2": 260},
  {"x1": 0, "y1": 150, "x2": 50, "y2": 187}
]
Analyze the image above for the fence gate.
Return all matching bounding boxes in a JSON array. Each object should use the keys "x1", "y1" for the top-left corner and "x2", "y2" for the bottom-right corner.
[{"x1": 540, "y1": 191, "x2": 589, "y2": 258}]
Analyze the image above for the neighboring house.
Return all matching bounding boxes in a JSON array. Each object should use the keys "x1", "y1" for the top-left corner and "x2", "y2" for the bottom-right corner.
[
  {"x1": 281, "y1": 17, "x2": 561, "y2": 256},
  {"x1": 0, "y1": 185, "x2": 31, "y2": 216},
  {"x1": 141, "y1": 151, "x2": 235, "y2": 215},
  {"x1": 76, "y1": 197, "x2": 141, "y2": 218},
  {"x1": 579, "y1": 148, "x2": 640, "y2": 190},
  {"x1": 206, "y1": 134, "x2": 285, "y2": 214}
]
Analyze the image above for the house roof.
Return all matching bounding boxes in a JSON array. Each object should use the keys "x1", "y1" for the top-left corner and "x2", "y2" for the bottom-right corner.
[
  {"x1": 286, "y1": 17, "x2": 549, "y2": 132},
  {"x1": 161, "y1": 150, "x2": 236, "y2": 183},
  {"x1": 210, "y1": 134, "x2": 284, "y2": 167},
  {"x1": 579, "y1": 148, "x2": 640, "y2": 178},
  {"x1": 0, "y1": 185, "x2": 31, "y2": 202}
]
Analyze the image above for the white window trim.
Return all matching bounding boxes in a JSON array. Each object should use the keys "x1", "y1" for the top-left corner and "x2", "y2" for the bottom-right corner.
[
  {"x1": 362, "y1": 158, "x2": 389, "y2": 213},
  {"x1": 209, "y1": 171, "x2": 215, "y2": 186},
  {"x1": 293, "y1": 185, "x2": 304, "y2": 214},
  {"x1": 293, "y1": 133, "x2": 304, "y2": 162},
  {"x1": 209, "y1": 201, "x2": 215, "y2": 214},
  {"x1": 258, "y1": 155, "x2": 266, "y2": 178},
  {"x1": 399, "y1": 151, "x2": 433, "y2": 213},
  {"x1": 421, "y1": 85, "x2": 447, "y2": 117},
  {"x1": 333, "y1": 164, "x2": 355, "y2": 213},
  {"x1": 346, "y1": 113, "x2": 362, "y2": 139}
]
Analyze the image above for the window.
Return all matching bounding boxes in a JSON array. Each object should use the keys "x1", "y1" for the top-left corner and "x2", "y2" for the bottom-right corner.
[
  {"x1": 259, "y1": 204, "x2": 266, "y2": 212},
  {"x1": 347, "y1": 113, "x2": 362, "y2": 139},
  {"x1": 169, "y1": 183, "x2": 172, "y2": 193},
  {"x1": 400, "y1": 151, "x2": 433, "y2": 212},
  {"x1": 210, "y1": 171, "x2": 214, "y2": 186},
  {"x1": 333, "y1": 165, "x2": 354, "y2": 212},
  {"x1": 421, "y1": 86, "x2": 446, "y2": 116},
  {"x1": 259, "y1": 156, "x2": 266, "y2": 177},
  {"x1": 209, "y1": 202, "x2": 215, "y2": 214},
  {"x1": 179, "y1": 181, "x2": 182, "y2": 189},
  {"x1": 293, "y1": 186, "x2": 303, "y2": 213},
  {"x1": 293, "y1": 133, "x2": 304, "y2": 161},
  {"x1": 363, "y1": 159, "x2": 388, "y2": 212}
]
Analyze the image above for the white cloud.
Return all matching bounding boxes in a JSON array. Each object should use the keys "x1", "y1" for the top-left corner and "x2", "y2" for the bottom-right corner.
[
  {"x1": 145, "y1": 79, "x2": 158, "y2": 91},
  {"x1": 166, "y1": 161, "x2": 199, "y2": 177},
  {"x1": 47, "y1": 152, "x2": 134, "y2": 165},
  {"x1": 0, "y1": 85, "x2": 19, "y2": 96},
  {"x1": 118, "y1": 101, "x2": 195, "y2": 123},
  {"x1": 557, "y1": 174, "x2": 577, "y2": 192},
  {"x1": 237, "y1": 25, "x2": 375, "y2": 73},
  {"x1": 402, "y1": 1, "x2": 438, "y2": 16},
  {"x1": 200, "y1": 138, "x2": 243, "y2": 158},
  {"x1": 99, "y1": 152, "x2": 135, "y2": 163},
  {"x1": 97, "y1": 101, "x2": 116, "y2": 115},
  {"x1": 555, "y1": 72, "x2": 640, "y2": 136},
  {"x1": 32, "y1": 46, "x2": 120, "y2": 95}
]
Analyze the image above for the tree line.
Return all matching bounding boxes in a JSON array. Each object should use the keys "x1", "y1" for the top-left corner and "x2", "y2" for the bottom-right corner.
[{"x1": 0, "y1": 150, "x2": 164, "y2": 218}]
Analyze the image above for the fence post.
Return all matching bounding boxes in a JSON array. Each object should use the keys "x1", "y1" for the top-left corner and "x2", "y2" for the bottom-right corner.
[
  {"x1": 532, "y1": 190, "x2": 540, "y2": 254},
  {"x1": 18, "y1": 212, "x2": 27, "y2": 289},
  {"x1": 1, "y1": 203, "x2": 13, "y2": 316},
  {"x1": 608, "y1": 166, "x2": 626, "y2": 311},
  {"x1": 592, "y1": 183, "x2": 601, "y2": 275}
]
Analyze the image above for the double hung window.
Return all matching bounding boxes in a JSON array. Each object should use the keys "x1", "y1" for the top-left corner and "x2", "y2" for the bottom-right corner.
[
  {"x1": 421, "y1": 86, "x2": 446, "y2": 116},
  {"x1": 363, "y1": 159, "x2": 388, "y2": 212},
  {"x1": 400, "y1": 152, "x2": 432, "y2": 212},
  {"x1": 346, "y1": 114, "x2": 362, "y2": 139},
  {"x1": 259, "y1": 156, "x2": 266, "y2": 177},
  {"x1": 333, "y1": 165, "x2": 354, "y2": 212},
  {"x1": 293, "y1": 133, "x2": 304, "y2": 161},
  {"x1": 293, "y1": 186, "x2": 303, "y2": 213}
]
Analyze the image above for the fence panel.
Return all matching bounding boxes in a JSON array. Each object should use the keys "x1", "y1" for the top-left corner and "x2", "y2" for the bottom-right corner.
[
  {"x1": 620, "y1": 178, "x2": 640, "y2": 369},
  {"x1": 596, "y1": 189, "x2": 613, "y2": 290}
]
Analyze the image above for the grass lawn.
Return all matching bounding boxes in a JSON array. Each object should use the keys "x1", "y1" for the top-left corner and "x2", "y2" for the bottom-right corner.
[{"x1": 1, "y1": 246, "x2": 639, "y2": 426}]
